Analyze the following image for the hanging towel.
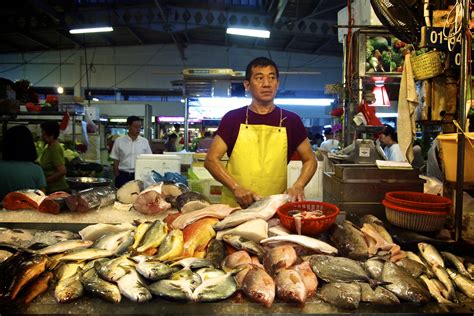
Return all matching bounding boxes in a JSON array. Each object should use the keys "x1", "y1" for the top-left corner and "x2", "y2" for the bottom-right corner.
[{"x1": 397, "y1": 54, "x2": 418, "y2": 163}]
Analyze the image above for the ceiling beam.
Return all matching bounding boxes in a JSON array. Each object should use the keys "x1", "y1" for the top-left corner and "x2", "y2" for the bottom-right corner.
[
  {"x1": 272, "y1": 0, "x2": 289, "y2": 25},
  {"x1": 55, "y1": 30, "x2": 83, "y2": 47},
  {"x1": 285, "y1": 3, "x2": 345, "y2": 26},
  {"x1": 153, "y1": 0, "x2": 186, "y2": 61},
  {"x1": 284, "y1": 35, "x2": 297, "y2": 50},
  {"x1": 311, "y1": 38, "x2": 331, "y2": 54},
  {"x1": 30, "y1": 0, "x2": 62, "y2": 23},
  {"x1": 125, "y1": 26, "x2": 145, "y2": 45},
  {"x1": 17, "y1": 31, "x2": 51, "y2": 49}
]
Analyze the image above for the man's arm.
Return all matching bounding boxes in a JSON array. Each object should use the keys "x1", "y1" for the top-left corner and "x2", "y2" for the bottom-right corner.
[
  {"x1": 204, "y1": 135, "x2": 259, "y2": 207},
  {"x1": 286, "y1": 138, "x2": 317, "y2": 202}
]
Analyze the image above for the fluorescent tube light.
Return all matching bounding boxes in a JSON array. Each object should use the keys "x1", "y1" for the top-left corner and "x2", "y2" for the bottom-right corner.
[
  {"x1": 376, "y1": 113, "x2": 398, "y2": 118},
  {"x1": 70, "y1": 27, "x2": 114, "y2": 34},
  {"x1": 226, "y1": 27, "x2": 270, "y2": 38}
]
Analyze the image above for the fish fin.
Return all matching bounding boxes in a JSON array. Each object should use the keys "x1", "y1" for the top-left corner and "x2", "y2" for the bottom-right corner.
[{"x1": 368, "y1": 279, "x2": 391, "y2": 289}]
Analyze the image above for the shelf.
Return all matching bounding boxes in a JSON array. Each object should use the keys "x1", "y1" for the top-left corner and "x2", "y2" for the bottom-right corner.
[{"x1": 0, "y1": 111, "x2": 83, "y2": 122}]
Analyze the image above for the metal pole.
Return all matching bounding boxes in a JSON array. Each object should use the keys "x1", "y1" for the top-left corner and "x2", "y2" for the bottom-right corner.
[
  {"x1": 454, "y1": 0, "x2": 469, "y2": 242},
  {"x1": 184, "y1": 98, "x2": 189, "y2": 151},
  {"x1": 144, "y1": 104, "x2": 152, "y2": 141}
]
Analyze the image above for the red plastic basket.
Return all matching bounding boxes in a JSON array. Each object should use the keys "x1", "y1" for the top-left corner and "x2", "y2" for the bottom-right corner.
[
  {"x1": 385, "y1": 191, "x2": 452, "y2": 211},
  {"x1": 276, "y1": 201, "x2": 339, "y2": 236}
]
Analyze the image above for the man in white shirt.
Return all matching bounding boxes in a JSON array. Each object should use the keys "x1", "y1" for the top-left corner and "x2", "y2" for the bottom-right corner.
[
  {"x1": 379, "y1": 124, "x2": 407, "y2": 162},
  {"x1": 110, "y1": 116, "x2": 152, "y2": 188}
]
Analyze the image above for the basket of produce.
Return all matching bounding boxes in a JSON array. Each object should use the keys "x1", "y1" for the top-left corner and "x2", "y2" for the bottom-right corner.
[
  {"x1": 385, "y1": 191, "x2": 452, "y2": 211},
  {"x1": 411, "y1": 50, "x2": 444, "y2": 81},
  {"x1": 382, "y1": 199, "x2": 448, "y2": 232},
  {"x1": 277, "y1": 201, "x2": 339, "y2": 236}
]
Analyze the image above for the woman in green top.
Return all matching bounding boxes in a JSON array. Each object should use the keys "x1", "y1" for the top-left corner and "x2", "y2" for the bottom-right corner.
[{"x1": 40, "y1": 121, "x2": 69, "y2": 194}]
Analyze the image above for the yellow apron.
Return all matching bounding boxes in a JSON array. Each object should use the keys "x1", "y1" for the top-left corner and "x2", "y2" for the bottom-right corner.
[{"x1": 221, "y1": 106, "x2": 288, "y2": 206}]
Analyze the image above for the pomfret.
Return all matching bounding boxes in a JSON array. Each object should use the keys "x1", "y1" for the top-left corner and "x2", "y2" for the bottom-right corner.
[
  {"x1": 381, "y1": 261, "x2": 430, "y2": 304},
  {"x1": 136, "y1": 259, "x2": 176, "y2": 281},
  {"x1": 446, "y1": 268, "x2": 474, "y2": 299},
  {"x1": 94, "y1": 230, "x2": 133, "y2": 253},
  {"x1": 329, "y1": 220, "x2": 368, "y2": 260},
  {"x1": 196, "y1": 267, "x2": 226, "y2": 280},
  {"x1": 58, "y1": 248, "x2": 114, "y2": 262},
  {"x1": 275, "y1": 268, "x2": 307, "y2": 303},
  {"x1": 418, "y1": 242, "x2": 444, "y2": 268},
  {"x1": 96, "y1": 255, "x2": 135, "y2": 282},
  {"x1": 116, "y1": 268, "x2": 152, "y2": 303},
  {"x1": 131, "y1": 221, "x2": 152, "y2": 249},
  {"x1": 157, "y1": 229, "x2": 184, "y2": 261},
  {"x1": 241, "y1": 267, "x2": 275, "y2": 308},
  {"x1": 137, "y1": 220, "x2": 168, "y2": 253},
  {"x1": 80, "y1": 267, "x2": 121, "y2": 303},
  {"x1": 192, "y1": 270, "x2": 237, "y2": 302},
  {"x1": 441, "y1": 251, "x2": 470, "y2": 278},
  {"x1": 205, "y1": 239, "x2": 226, "y2": 269},
  {"x1": 171, "y1": 257, "x2": 214, "y2": 270},
  {"x1": 149, "y1": 278, "x2": 195, "y2": 301},
  {"x1": 222, "y1": 234, "x2": 265, "y2": 260},
  {"x1": 37, "y1": 239, "x2": 93, "y2": 255},
  {"x1": 419, "y1": 275, "x2": 454, "y2": 304},
  {"x1": 359, "y1": 283, "x2": 400, "y2": 305},
  {"x1": 320, "y1": 282, "x2": 361, "y2": 309}
]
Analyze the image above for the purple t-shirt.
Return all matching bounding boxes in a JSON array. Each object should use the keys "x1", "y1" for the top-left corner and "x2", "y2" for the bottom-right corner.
[{"x1": 217, "y1": 106, "x2": 307, "y2": 162}]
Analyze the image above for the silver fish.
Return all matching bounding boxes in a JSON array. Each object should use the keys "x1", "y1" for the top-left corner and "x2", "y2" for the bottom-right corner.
[
  {"x1": 446, "y1": 268, "x2": 474, "y2": 299},
  {"x1": 320, "y1": 282, "x2": 361, "y2": 309},
  {"x1": 222, "y1": 234, "x2": 265, "y2": 260},
  {"x1": 261, "y1": 234, "x2": 338, "y2": 255},
  {"x1": 59, "y1": 248, "x2": 115, "y2": 262},
  {"x1": 96, "y1": 255, "x2": 135, "y2": 282},
  {"x1": 441, "y1": 251, "x2": 471, "y2": 278},
  {"x1": 192, "y1": 270, "x2": 237, "y2": 302},
  {"x1": 419, "y1": 275, "x2": 454, "y2": 305},
  {"x1": 431, "y1": 265, "x2": 457, "y2": 302},
  {"x1": 418, "y1": 242, "x2": 444, "y2": 268},
  {"x1": 80, "y1": 267, "x2": 121, "y2": 303},
  {"x1": 116, "y1": 268, "x2": 152, "y2": 303},
  {"x1": 37, "y1": 240, "x2": 93, "y2": 255},
  {"x1": 136, "y1": 259, "x2": 176, "y2": 281},
  {"x1": 79, "y1": 223, "x2": 134, "y2": 242}
]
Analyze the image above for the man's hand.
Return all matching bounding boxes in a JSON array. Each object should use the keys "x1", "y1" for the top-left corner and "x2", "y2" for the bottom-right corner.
[
  {"x1": 286, "y1": 184, "x2": 305, "y2": 202},
  {"x1": 233, "y1": 185, "x2": 261, "y2": 208}
]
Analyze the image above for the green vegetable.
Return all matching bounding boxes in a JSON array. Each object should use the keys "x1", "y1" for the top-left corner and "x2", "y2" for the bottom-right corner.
[{"x1": 371, "y1": 36, "x2": 389, "y2": 51}]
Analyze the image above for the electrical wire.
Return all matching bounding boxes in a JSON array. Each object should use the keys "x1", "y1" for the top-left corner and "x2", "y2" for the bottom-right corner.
[
  {"x1": 443, "y1": 0, "x2": 464, "y2": 52},
  {"x1": 32, "y1": 48, "x2": 79, "y2": 86},
  {"x1": 0, "y1": 51, "x2": 46, "y2": 74}
]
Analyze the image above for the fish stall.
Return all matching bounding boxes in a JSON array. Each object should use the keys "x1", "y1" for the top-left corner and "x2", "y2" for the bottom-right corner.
[{"x1": 0, "y1": 180, "x2": 474, "y2": 315}]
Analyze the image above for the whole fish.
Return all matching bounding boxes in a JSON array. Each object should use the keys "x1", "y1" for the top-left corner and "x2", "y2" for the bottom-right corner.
[
  {"x1": 222, "y1": 234, "x2": 265, "y2": 260},
  {"x1": 116, "y1": 268, "x2": 152, "y2": 303},
  {"x1": 260, "y1": 234, "x2": 338, "y2": 255},
  {"x1": 192, "y1": 269, "x2": 237, "y2": 302},
  {"x1": 241, "y1": 267, "x2": 275, "y2": 308},
  {"x1": 446, "y1": 268, "x2": 474, "y2": 299},
  {"x1": 320, "y1": 282, "x2": 361, "y2": 309},
  {"x1": 359, "y1": 283, "x2": 400, "y2": 305},
  {"x1": 0, "y1": 249, "x2": 13, "y2": 263},
  {"x1": 182, "y1": 217, "x2": 218, "y2": 258},
  {"x1": 132, "y1": 222, "x2": 152, "y2": 250},
  {"x1": 37, "y1": 240, "x2": 93, "y2": 255},
  {"x1": 21, "y1": 271, "x2": 53, "y2": 304},
  {"x1": 396, "y1": 257, "x2": 426, "y2": 279},
  {"x1": 263, "y1": 245, "x2": 297, "y2": 276},
  {"x1": 157, "y1": 230, "x2": 184, "y2": 261},
  {"x1": 80, "y1": 267, "x2": 121, "y2": 303},
  {"x1": 418, "y1": 243, "x2": 444, "y2": 268},
  {"x1": 58, "y1": 249, "x2": 114, "y2": 262},
  {"x1": 149, "y1": 269, "x2": 201, "y2": 301},
  {"x1": 406, "y1": 251, "x2": 426, "y2": 266},
  {"x1": 306, "y1": 255, "x2": 379, "y2": 286},
  {"x1": 135, "y1": 259, "x2": 176, "y2": 281},
  {"x1": 205, "y1": 239, "x2": 226, "y2": 269},
  {"x1": 364, "y1": 258, "x2": 385, "y2": 280},
  {"x1": 275, "y1": 268, "x2": 307, "y2": 303},
  {"x1": 10, "y1": 254, "x2": 49, "y2": 300},
  {"x1": 291, "y1": 261, "x2": 318, "y2": 297},
  {"x1": 137, "y1": 220, "x2": 168, "y2": 253},
  {"x1": 467, "y1": 262, "x2": 474, "y2": 275},
  {"x1": 79, "y1": 223, "x2": 134, "y2": 242},
  {"x1": 329, "y1": 220, "x2": 368, "y2": 260},
  {"x1": 431, "y1": 265, "x2": 457, "y2": 302},
  {"x1": 441, "y1": 251, "x2": 471, "y2": 278},
  {"x1": 171, "y1": 257, "x2": 214, "y2": 270},
  {"x1": 96, "y1": 256, "x2": 135, "y2": 282},
  {"x1": 419, "y1": 275, "x2": 454, "y2": 304},
  {"x1": 381, "y1": 261, "x2": 430, "y2": 304},
  {"x1": 55, "y1": 273, "x2": 84, "y2": 303}
]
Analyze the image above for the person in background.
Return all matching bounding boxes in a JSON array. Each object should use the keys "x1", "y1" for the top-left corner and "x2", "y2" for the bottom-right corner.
[
  {"x1": 164, "y1": 133, "x2": 178, "y2": 152},
  {"x1": 319, "y1": 127, "x2": 340, "y2": 152},
  {"x1": 197, "y1": 131, "x2": 213, "y2": 152},
  {"x1": 411, "y1": 139, "x2": 425, "y2": 170},
  {"x1": 40, "y1": 121, "x2": 69, "y2": 194},
  {"x1": 110, "y1": 116, "x2": 152, "y2": 188},
  {"x1": 0, "y1": 125, "x2": 46, "y2": 200},
  {"x1": 205, "y1": 56, "x2": 317, "y2": 207},
  {"x1": 379, "y1": 124, "x2": 407, "y2": 162}
]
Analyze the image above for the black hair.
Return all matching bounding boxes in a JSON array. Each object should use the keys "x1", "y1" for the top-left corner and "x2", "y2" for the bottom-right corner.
[
  {"x1": 168, "y1": 133, "x2": 178, "y2": 140},
  {"x1": 245, "y1": 57, "x2": 279, "y2": 81},
  {"x1": 40, "y1": 121, "x2": 60, "y2": 139},
  {"x1": 324, "y1": 127, "x2": 332, "y2": 135},
  {"x1": 2, "y1": 125, "x2": 37, "y2": 162},
  {"x1": 382, "y1": 124, "x2": 398, "y2": 143},
  {"x1": 127, "y1": 116, "x2": 141, "y2": 126},
  {"x1": 204, "y1": 131, "x2": 211, "y2": 138}
]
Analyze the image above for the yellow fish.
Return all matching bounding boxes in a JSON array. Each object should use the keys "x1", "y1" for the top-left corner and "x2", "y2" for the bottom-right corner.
[{"x1": 182, "y1": 217, "x2": 218, "y2": 258}]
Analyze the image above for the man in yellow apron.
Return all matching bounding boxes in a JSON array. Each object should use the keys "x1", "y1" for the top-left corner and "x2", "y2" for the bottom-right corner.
[{"x1": 205, "y1": 57, "x2": 317, "y2": 207}]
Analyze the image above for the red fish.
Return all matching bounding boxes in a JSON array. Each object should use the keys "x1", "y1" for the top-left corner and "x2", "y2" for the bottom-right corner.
[{"x1": 182, "y1": 217, "x2": 218, "y2": 258}]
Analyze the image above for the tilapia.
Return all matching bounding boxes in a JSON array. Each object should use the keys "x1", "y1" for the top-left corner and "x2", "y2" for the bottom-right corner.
[
  {"x1": 171, "y1": 204, "x2": 239, "y2": 229},
  {"x1": 291, "y1": 261, "x2": 318, "y2": 297},
  {"x1": 10, "y1": 254, "x2": 49, "y2": 300},
  {"x1": 58, "y1": 248, "x2": 115, "y2": 262},
  {"x1": 80, "y1": 266, "x2": 121, "y2": 303},
  {"x1": 306, "y1": 255, "x2": 379, "y2": 286},
  {"x1": 329, "y1": 220, "x2": 368, "y2": 260},
  {"x1": 96, "y1": 256, "x2": 135, "y2": 282},
  {"x1": 20, "y1": 271, "x2": 53, "y2": 304},
  {"x1": 182, "y1": 217, "x2": 218, "y2": 258},
  {"x1": 36, "y1": 240, "x2": 93, "y2": 255},
  {"x1": 214, "y1": 194, "x2": 288, "y2": 231},
  {"x1": 79, "y1": 223, "x2": 135, "y2": 242},
  {"x1": 241, "y1": 267, "x2": 275, "y2": 308},
  {"x1": 441, "y1": 251, "x2": 471, "y2": 278},
  {"x1": 156, "y1": 229, "x2": 184, "y2": 261},
  {"x1": 418, "y1": 242, "x2": 444, "y2": 268},
  {"x1": 320, "y1": 282, "x2": 361, "y2": 309},
  {"x1": 116, "y1": 268, "x2": 152, "y2": 303},
  {"x1": 263, "y1": 245, "x2": 297, "y2": 275},
  {"x1": 137, "y1": 220, "x2": 168, "y2": 253},
  {"x1": 216, "y1": 219, "x2": 268, "y2": 242},
  {"x1": 446, "y1": 268, "x2": 474, "y2": 299},
  {"x1": 205, "y1": 239, "x2": 226, "y2": 269},
  {"x1": 261, "y1": 234, "x2": 337, "y2": 255},
  {"x1": 275, "y1": 268, "x2": 307, "y2": 303},
  {"x1": 359, "y1": 283, "x2": 400, "y2": 305},
  {"x1": 419, "y1": 275, "x2": 454, "y2": 304},
  {"x1": 222, "y1": 234, "x2": 265, "y2": 260},
  {"x1": 381, "y1": 261, "x2": 430, "y2": 304}
]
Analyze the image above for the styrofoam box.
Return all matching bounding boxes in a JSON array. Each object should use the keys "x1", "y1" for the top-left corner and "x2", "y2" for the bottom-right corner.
[
  {"x1": 164, "y1": 151, "x2": 194, "y2": 165},
  {"x1": 287, "y1": 160, "x2": 323, "y2": 200},
  {"x1": 135, "y1": 154, "x2": 181, "y2": 182}
]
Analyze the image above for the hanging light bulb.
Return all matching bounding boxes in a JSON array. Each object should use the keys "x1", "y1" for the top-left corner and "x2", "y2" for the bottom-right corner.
[{"x1": 57, "y1": 86, "x2": 64, "y2": 94}]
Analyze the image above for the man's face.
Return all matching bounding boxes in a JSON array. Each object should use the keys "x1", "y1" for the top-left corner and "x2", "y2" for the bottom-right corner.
[
  {"x1": 379, "y1": 133, "x2": 389, "y2": 145},
  {"x1": 244, "y1": 65, "x2": 279, "y2": 104},
  {"x1": 128, "y1": 120, "x2": 142, "y2": 137}
]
